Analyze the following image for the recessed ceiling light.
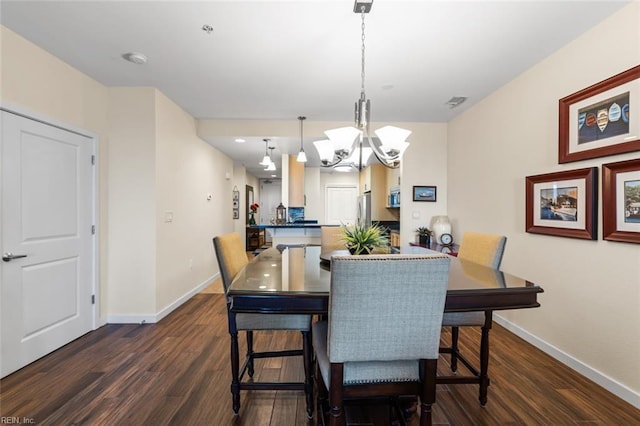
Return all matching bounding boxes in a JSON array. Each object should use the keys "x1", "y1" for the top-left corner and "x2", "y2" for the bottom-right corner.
[
  {"x1": 234, "y1": 138, "x2": 245, "y2": 143},
  {"x1": 122, "y1": 52, "x2": 147, "y2": 65}
]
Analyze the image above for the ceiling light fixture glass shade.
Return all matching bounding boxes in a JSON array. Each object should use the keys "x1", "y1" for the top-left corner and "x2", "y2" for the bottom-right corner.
[
  {"x1": 259, "y1": 138, "x2": 271, "y2": 166},
  {"x1": 314, "y1": 0, "x2": 410, "y2": 171},
  {"x1": 296, "y1": 116, "x2": 308, "y2": 163},
  {"x1": 265, "y1": 145, "x2": 276, "y2": 171}
]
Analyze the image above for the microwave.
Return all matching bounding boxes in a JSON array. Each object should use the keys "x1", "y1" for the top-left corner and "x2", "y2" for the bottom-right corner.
[{"x1": 389, "y1": 188, "x2": 400, "y2": 207}]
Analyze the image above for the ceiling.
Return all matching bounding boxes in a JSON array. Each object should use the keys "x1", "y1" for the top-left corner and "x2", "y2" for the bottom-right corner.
[{"x1": 1, "y1": 0, "x2": 630, "y2": 178}]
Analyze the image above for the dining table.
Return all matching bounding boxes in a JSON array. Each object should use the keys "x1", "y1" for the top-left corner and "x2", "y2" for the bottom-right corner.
[{"x1": 227, "y1": 244, "x2": 544, "y2": 414}]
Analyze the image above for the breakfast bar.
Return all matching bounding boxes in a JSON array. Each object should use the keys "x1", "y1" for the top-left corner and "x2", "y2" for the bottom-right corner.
[{"x1": 248, "y1": 224, "x2": 339, "y2": 247}]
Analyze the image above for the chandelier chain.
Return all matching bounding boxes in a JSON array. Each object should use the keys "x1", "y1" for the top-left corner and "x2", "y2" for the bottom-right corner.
[{"x1": 360, "y1": 6, "x2": 366, "y2": 95}]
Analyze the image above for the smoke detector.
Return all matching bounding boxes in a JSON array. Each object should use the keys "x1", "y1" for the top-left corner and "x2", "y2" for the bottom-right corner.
[{"x1": 122, "y1": 52, "x2": 148, "y2": 65}]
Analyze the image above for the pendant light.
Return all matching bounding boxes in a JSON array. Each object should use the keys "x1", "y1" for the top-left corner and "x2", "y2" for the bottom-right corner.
[
  {"x1": 296, "y1": 116, "x2": 307, "y2": 163},
  {"x1": 259, "y1": 138, "x2": 271, "y2": 166}
]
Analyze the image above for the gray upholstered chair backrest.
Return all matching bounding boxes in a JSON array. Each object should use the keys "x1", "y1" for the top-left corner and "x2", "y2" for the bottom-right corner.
[
  {"x1": 328, "y1": 254, "x2": 450, "y2": 363},
  {"x1": 213, "y1": 233, "x2": 249, "y2": 300},
  {"x1": 457, "y1": 232, "x2": 507, "y2": 269}
]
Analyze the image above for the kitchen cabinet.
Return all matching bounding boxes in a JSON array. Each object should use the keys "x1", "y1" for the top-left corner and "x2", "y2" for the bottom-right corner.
[{"x1": 246, "y1": 227, "x2": 265, "y2": 251}]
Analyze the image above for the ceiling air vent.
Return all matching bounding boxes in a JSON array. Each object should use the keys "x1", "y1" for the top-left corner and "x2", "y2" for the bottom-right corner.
[{"x1": 446, "y1": 96, "x2": 467, "y2": 109}]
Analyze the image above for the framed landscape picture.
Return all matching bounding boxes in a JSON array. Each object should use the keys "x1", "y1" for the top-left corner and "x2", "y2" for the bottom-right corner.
[
  {"x1": 413, "y1": 185, "x2": 437, "y2": 202},
  {"x1": 602, "y1": 158, "x2": 640, "y2": 244},
  {"x1": 559, "y1": 65, "x2": 640, "y2": 163},
  {"x1": 525, "y1": 167, "x2": 598, "y2": 240}
]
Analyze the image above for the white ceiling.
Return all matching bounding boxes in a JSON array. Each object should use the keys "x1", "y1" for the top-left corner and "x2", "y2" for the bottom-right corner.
[{"x1": 1, "y1": 0, "x2": 630, "y2": 178}]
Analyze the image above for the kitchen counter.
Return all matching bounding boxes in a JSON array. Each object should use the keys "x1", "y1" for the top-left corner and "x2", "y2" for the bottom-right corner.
[
  {"x1": 249, "y1": 223, "x2": 337, "y2": 229},
  {"x1": 249, "y1": 224, "x2": 338, "y2": 245}
]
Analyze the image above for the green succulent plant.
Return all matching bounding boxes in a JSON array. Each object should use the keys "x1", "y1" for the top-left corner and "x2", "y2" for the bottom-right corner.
[
  {"x1": 341, "y1": 223, "x2": 389, "y2": 255},
  {"x1": 415, "y1": 226, "x2": 433, "y2": 236}
]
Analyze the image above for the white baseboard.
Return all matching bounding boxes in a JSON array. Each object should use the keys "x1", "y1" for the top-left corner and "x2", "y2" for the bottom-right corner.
[
  {"x1": 494, "y1": 314, "x2": 640, "y2": 409},
  {"x1": 105, "y1": 273, "x2": 219, "y2": 325}
]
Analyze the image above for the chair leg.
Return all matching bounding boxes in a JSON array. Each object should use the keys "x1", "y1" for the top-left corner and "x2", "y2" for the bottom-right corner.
[
  {"x1": 246, "y1": 330, "x2": 255, "y2": 377},
  {"x1": 419, "y1": 359, "x2": 437, "y2": 426},
  {"x1": 450, "y1": 326, "x2": 459, "y2": 372},
  {"x1": 230, "y1": 331, "x2": 241, "y2": 414},
  {"x1": 302, "y1": 330, "x2": 314, "y2": 419},
  {"x1": 316, "y1": 359, "x2": 328, "y2": 424},
  {"x1": 329, "y1": 364, "x2": 345, "y2": 426}
]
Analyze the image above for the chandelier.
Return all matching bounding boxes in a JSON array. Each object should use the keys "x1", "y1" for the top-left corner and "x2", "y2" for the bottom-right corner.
[{"x1": 313, "y1": 0, "x2": 410, "y2": 171}]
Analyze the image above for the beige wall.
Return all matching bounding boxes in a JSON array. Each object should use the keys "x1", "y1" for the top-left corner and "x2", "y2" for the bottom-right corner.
[
  {"x1": 1, "y1": 26, "x2": 111, "y2": 315},
  {"x1": 399, "y1": 122, "x2": 449, "y2": 245},
  {"x1": 1, "y1": 26, "x2": 235, "y2": 322},
  {"x1": 107, "y1": 88, "x2": 157, "y2": 316},
  {"x1": 447, "y1": 3, "x2": 640, "y2": 404},
  {"x1": 154, "y1": 91, "x2": 233, "y2": 310}
]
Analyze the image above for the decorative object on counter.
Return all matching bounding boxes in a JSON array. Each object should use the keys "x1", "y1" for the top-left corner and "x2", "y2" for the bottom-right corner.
[
  {"x1": 431, "y1": 215, "x2": 452, "y2": 244},
  {"x1": 525, "y1": 167, "x2": 597, "y2": 240},
  {"x1": 341, "y1": 223, "x2": 388, "y2": 255},
  {"x1": 312, "y1": 1, "x2": 410, "y2": 171},
  {"x1": 249, "y1": 202, "x2": 259, "y2": 225},
  {"x1": 415, "y1": 226, "x2": 433, "y2": 246},
  {"x1": 559, "y1": 64, "x2": 639, "y2": 164},
  {"x1": 276, "y1": 202, "x2": 287, "y2": 225},
  {"x1": 413, "y1": 185, "x2": 437, "y2": 202},
  {"x1": 440, "y1": 232, "x2": 454, "y2": 246}
]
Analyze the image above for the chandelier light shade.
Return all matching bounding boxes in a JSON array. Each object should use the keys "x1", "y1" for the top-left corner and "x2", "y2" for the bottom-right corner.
[
  {"x1": 296, "y1": 116, "x2": 307, "y2": 163},
  {"x1": 313, "y1": 0, "x2": 411, "y2": 171}
]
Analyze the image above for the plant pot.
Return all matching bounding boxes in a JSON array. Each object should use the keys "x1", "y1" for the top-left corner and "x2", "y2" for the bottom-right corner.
[{"x1": 419, "y1": 235, "x2": 430, "y2": 246}]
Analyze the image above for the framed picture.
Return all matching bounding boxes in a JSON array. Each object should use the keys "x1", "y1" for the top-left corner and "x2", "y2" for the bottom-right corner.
[
  {"x1": 413, "y1": 186, "x2": 437, "y2": 202},
  {"x1": 559, "y1": 65, "x2": 640, "y2": 163},
  {"x1": 233, "y1": 209, "x2": 239, "y2": 220},
  {"x1": 602, "y1": 158, "x2": 640, "y2": 243},
  {"x1": 525, "y1": 167, "x2": 597, "y2": 240}
]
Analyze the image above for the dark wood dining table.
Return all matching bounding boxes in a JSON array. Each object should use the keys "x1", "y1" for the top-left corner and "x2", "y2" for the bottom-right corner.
[{"x1": 227, "y1": 244, "x2": 544, "y2": 414}]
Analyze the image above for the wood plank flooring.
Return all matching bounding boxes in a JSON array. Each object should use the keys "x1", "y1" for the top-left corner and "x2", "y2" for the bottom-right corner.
[{"x1": 1, "y1": 293, "x2": 639, "y2": 425}]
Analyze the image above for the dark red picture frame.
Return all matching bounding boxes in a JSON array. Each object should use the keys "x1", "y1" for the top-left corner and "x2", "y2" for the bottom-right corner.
[
  {"x1": 602, "y1": 158, "x2": 640, "y2": 244},
  {"x1": 559, "y1": 65, "x2": 640, "y2": 164}
]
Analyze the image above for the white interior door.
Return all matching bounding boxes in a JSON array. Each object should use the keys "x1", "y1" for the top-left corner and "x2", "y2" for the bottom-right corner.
[
  {"x1": 1, "y1": 111, "x2": 95, "y2": 377},
  {"x1": 325, "y1": 185, "x2": 358, "y2": 225},
  {"x1": 260, "y1": 179, "x2": 282, "y2": 243}
]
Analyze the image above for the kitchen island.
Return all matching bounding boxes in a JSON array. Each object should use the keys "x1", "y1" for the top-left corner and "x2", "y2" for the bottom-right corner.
[{"x1": 248, "y1": 223, "x2": 339, "y2": 246}]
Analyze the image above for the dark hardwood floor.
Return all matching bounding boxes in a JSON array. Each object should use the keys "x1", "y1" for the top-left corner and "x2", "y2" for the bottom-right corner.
[{"x1": 1, "y1": 293, "x2": 639, "y2": 425}]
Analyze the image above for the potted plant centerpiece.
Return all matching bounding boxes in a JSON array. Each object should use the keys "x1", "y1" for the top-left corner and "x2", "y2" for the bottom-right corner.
[
  {"x1": 415, "y1": 226, "x2": 433, "y2": 247},
  {"x1": 342, "y1": 223, "x2": 389, "y2": 255}
]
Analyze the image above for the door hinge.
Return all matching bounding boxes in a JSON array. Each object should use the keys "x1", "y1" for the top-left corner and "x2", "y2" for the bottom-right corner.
[
  {"x1": 91, "y1": 225, "x2": 95, "y2": 235},
  {"x1": 91, "y1": 155, "x2": 96, "y2": 165},
  {"x1": 91, "y1": 294, "x2": 95, "y2": 305}
]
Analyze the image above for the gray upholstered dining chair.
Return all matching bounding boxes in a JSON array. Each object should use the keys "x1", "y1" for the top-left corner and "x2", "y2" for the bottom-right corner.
[
  {"x1": 312, "y1": 254, "x2": 450, "y2": 426},
  {"x1": 440, "y1": 231, "x2": 506, "y2": 406},
  {"x1": 213, "y1": 233, "x2": 313, "y2": 417}
]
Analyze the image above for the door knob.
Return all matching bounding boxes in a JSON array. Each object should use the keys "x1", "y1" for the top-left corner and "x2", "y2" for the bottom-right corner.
[{"x1": 2, "y1": 252, "x2": 27, "y2": 262}]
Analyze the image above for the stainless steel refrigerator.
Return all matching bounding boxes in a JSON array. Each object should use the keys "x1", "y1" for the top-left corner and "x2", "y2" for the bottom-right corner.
[{"x1": 357, "y1": 192, "x2": 371, "y2": 227}]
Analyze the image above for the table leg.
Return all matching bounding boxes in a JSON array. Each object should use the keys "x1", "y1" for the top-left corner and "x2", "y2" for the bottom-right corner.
[
  {"x1": 228, "y1": 310, "x2": 241, "y2": 414},
  {"x1": 479, "y1": 311, "x2": 493, "y2": 406},
  {"x1": 302, "y1": 330, "x2": 313, "y2": 419}
]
